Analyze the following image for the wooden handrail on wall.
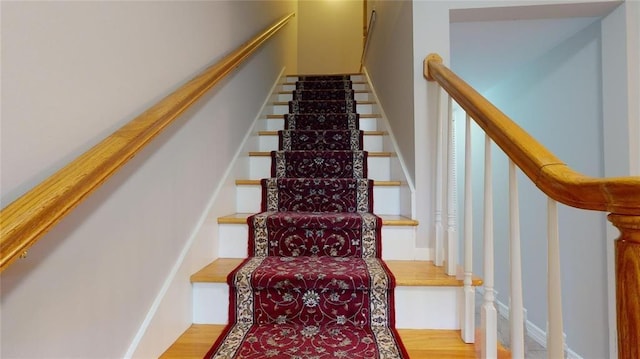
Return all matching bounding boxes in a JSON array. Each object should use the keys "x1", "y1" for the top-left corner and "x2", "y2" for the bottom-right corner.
[
  {"x1": 424, "y1": 53, "x2": 640, "y2": 359},
  {"x1": 0, "y1": 13, "x2": 295, "y2": 273},
  {"x1": 359, "y1": 10, "x2": 376, "y2": 73}
]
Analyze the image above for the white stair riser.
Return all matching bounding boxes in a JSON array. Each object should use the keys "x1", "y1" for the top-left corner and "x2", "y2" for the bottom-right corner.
[
  {"x1": 193, "y1": 283, "x2": 461, "y2": 330},
  {"x1": 277, "y1": 93, "x2": 371, "y2": 102},
  {"x1": 236, "y1": 185, "x2": 400, "y2": 215},
  {"x1": 218, "y1": 223, "x2": 417, "y2": 260},
  {"x1": 394, "y1": 287, "x2": 461, "y2": 329},
  {"x1": 248, "y1": 156, "x2": 390, "y2": 181},
  {"x1": 263, "y1": 117, "x2": 378, "y2": 131},
  {"x1": 271, "y1": 103, "x2": 374, "y2": 116},
  {"x1": 258, "y1": 134, "x2": 384, "y2": 152}
]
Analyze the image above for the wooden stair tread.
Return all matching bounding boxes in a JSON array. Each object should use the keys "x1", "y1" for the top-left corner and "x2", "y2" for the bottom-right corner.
[
  {"x1": 248, "y1": 151, "x2": 393, "y2": 157},
  {"x1": 236, "y1": 178, "x2": 401, "y2": 186},
  {"x1": 282, "y1": 81, "x2": 367, "y2": 86},
  {"x1": 217, "y1": 213, "x2": 418, "y2": 226},
  {"x1": 191, "y1": 258, "x2": 480, "y2": 287},
  {"x1": 160, "y1": 324, "x2": 509, "y2": 359},
  {"x1": 258, "y1": 130, "x2": 386, "y2": 136},
  {"x1": 273, "y1": 100, "x2": 375, "y2": 106},
  {"x1": 278, "y1": 89, "x2": 370, "y2": 94},
  {"x1": 285, "y1": 72, "x2": 363, "y2": 76},
  {"x1": 265, "y1": 113, "x2": 381, "y2": 119}
]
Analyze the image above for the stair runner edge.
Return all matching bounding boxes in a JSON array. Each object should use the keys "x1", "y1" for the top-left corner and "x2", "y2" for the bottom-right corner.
[{"x1": 190, "y1": 258, "x2": 482, "y2": 287}]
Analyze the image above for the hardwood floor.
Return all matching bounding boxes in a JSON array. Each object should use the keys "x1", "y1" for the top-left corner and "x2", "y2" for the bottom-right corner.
[{"x1": 159, "y1": 324, "x2": 502, "y2": 359}]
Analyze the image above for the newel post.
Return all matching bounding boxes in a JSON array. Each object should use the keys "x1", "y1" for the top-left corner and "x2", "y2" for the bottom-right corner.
[{"x1": 609, "y1": 214, "x2": 640, "y2": 359}]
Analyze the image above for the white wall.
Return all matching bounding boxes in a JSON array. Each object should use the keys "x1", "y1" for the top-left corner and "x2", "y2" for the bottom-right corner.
[
  {"x1": 297, "y1": 0, "x2": 363, "y2": 74},
  {"x1": 0, "y1": 1, "x2": 297, "y2": 358},
  {"x1": 412, "y1": 1, "x2": 631, "y2": 358}
]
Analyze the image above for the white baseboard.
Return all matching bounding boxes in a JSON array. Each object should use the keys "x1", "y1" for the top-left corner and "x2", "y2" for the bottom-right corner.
[{"x1": 475, "y1": 287, "x2": 582, "y2": 359}]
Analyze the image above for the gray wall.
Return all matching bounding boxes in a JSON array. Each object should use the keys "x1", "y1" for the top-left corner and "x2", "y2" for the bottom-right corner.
[
  {"x1": 451, "y1": 15, "x2": 608, "y2": 358},
  {"x1": 364, "y1": 0, "x2": 415, "y2": 183}
]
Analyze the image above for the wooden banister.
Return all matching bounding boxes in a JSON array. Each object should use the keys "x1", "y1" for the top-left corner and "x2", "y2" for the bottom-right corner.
[
  {"x1": 0, "y1": 13, "x2": 295, "y2": 273},
  {"x1": 424, "y1": 54, "x2": 640, "y2": 215},
  {"x1": 425, "y1": 53, "x2": 640, "y2": 359}
]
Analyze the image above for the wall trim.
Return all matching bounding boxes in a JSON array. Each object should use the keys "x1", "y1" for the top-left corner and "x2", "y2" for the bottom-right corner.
[
  {"x1": 362, "y1": 66, "x2": 417, "y2": 219},
  {"x1": 124, "y1": 67, "x2": 286, "y2": 358},
  {"x1": 475, "y1": 287, "x2": 582, "y2": 359}
]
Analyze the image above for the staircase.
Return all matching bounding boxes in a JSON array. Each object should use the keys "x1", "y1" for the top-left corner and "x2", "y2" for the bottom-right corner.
[{"x1": 161, "y1": 74, "x2": 489, "y2": 358}]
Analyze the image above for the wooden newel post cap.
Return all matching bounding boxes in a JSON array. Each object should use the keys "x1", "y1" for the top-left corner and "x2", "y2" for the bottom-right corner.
[
  {"x1": 608, "y1": 214, "x2": 640, "y2": 243},
  {"x1": 424, "y1": 53, "x2": 443, "y2": 81}
]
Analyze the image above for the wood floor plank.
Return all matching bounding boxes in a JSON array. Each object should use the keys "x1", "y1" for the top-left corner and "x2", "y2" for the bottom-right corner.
[{"x1": 160, "y1": 324, "x2": 509, "y2": 359}]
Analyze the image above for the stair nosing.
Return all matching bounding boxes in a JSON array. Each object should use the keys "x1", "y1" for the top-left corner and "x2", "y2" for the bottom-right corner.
[
  {"x1": 277, "y1": 89, "x2": 370, "y2": 94},
  {"x1": 248, "y1": 151, "x2": 393, "y2": 157},
  {"x1": 258, "y1": 130, "x2": 386, "y2": 136},
  {"x1": 218, "y1": 213, "x2": 418, "y2": 226},
  {"x1": 235, "y1": 179, "x2": 401, "y2": 186},
  {"x1": 191, "y1": 258, "x2": 482, "y2": 287},
  {"x1": 285, "y1": 72, "x2": 364, "y2": 76},
  {"x1": 264, "y1": 114, "x2": 381, "y2": 119},
  {"x1": 273, "y1": 100, "x2": 375, "y2": 106}
]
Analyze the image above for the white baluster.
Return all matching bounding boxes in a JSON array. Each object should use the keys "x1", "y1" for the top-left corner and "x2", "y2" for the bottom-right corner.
[
  {"x1": 509, "y1": 160, "x2": 525, "y2": 357},
  {"x1": 446, "y1": 96, "x2": 457, "y2": 276},
  {"x1": 481, "y1": 134, "x2": 497, "y2": 359},
  {"x1": 547, "y1": 198, "x2": 565, "y2": 358},
  {"x1": 434, "y1": 87, "x2": 444, "y2": 266},
  {"x1": 462, "y1": 113, "x2": 475, "y2": 343}
]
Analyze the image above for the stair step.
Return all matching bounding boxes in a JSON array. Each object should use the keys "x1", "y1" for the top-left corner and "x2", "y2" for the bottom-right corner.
[
  {"x1": 235, "y1": 178, "x2": 403, "y2": 214},
  {"x1": 264, "y1": 114, "x2": 379, "y2": 131},
  {"x1": 257, "y1": 130, "x2": 386, "y2": 152},
  {"x1": 160, "y1": 324, "x2": 508, "y2": 359},
  {"x1": 191, "y1": 258, "x2": 480, "y2": 287},
  {"x1": 248, "y1": 151, "x2": 392, "y2": 157},
  {"x1": 190, "y1": 258, "x2": 481, "y2": 329},
  {"x1": 273, "y1": 100, "x2": 375, "y2": 106},
  {"x1": 271, "y1": 101, "x2": 373, "y2": 115},
  {"x1": 266, "y1": 113, "x2": 381, "y2": 119},
  {"x1": 217, "y1": 214, "x2": 420, "y2": 260},
  {"x1": 236, "y1": 178, "x2": 400, "y2": 185},
  {"x1": 258, "y1": 130, "x2": 386, "y2": 136},
  {"x1": 217, "y1": 213, "x2": 418, "y2": 226},
  {"x1": 249, "y1": 154, "x2": 391, "y2": 181}
]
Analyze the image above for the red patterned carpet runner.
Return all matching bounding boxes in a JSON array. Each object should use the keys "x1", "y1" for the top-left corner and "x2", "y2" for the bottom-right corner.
[{"x1": 205, "y1": 75, "x2": 408, "y2": 358}]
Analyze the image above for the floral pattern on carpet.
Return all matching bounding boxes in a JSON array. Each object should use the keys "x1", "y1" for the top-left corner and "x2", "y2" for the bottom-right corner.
[
  {"x1": 271, "y1": 150, "x2": 367, "y2": 179},
  {"x1": 293, "y1": 89, "x2": 355, "y2": 101},
  {"x1": 260, "y1": 178, "x2": 373, "y2": 213},
  {"x1": 248, "y1": 211, "x2": 382, "y2": 258},
  {"x1": 296, "y1": 80, "x2": 352, "y2": 90},
  {"x1": 284, "y1": 113, "x2": 359, "y2": 130},
  {"x1": 204, "y1": 74, "x2": 407, "y2": 359},
  {"x1": 279, "y1": 130, "x2": 363, "y2": 151},
  {"x1": 290, "y1": 99, "x2": 356, "y2": 114}
]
